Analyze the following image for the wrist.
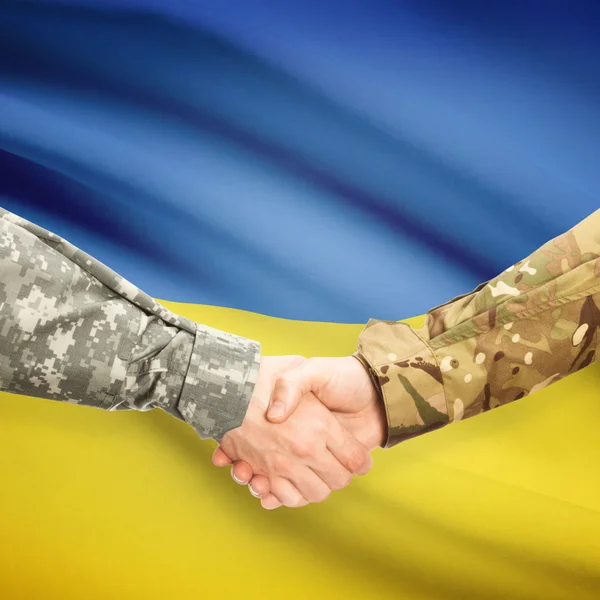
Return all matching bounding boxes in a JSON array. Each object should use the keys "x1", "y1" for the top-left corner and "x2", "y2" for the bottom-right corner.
[{"x1": 350, "y1": 355, "x2": 387, "y2": 449}]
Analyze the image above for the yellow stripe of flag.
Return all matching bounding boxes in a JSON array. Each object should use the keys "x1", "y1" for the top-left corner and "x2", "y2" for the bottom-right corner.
[{"x1": 1, "y1": 301, "x2": 599, "y2": 599}]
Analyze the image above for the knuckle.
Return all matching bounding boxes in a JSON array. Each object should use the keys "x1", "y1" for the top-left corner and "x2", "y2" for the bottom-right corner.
[
  {"x1": 275, "y1": 374, "x2": 293, "y2": 391},
  {"x1": 362, "y1": 453, "x2": 373, "y2": 473},
  {"x1": 271, "y1": 453, "x2": 290, "y2": 473},
  {"x1": 347, "y1": 449, "x2": 369, "y2": 474},
  {"x1": 310, "y1": 421, "x2": 328, "y2": 439},
  {"x1": 290, "y1": 439, "x2": 317, "y2": 459},
  {"x1": 335, "y1": 471, "x2": 353, "y2": 490}
]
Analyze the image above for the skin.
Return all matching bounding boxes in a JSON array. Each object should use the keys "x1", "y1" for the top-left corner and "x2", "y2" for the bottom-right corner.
[
  {"x1": 214, "y1": 356, "x2": 386, "y2": 509},
  {"x1": 217, "y1": 356, "x2": 376, "y2": 508}
]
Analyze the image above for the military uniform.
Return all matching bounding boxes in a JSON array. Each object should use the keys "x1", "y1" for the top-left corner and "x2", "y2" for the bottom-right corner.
[
  {"x1": 356, "y1": 210, "x2": 600, "y2": 447},
  {"x1": 0, "y1": 207, "x2": 260, "y2": 442},
  {"x1": 2, "y1": 207, "x2": 599, "y2": 450}
]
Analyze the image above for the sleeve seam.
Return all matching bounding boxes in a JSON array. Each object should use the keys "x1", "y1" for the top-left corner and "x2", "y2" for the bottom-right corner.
[{"x1": 429, "y1": 281, "x2": 600, "y2": 351}]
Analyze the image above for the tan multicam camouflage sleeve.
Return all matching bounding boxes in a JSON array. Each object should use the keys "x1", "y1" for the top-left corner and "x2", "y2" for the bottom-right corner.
[
  {"x1": 0, "y1": 208, "x2": 260, "y2": 442},
  {"x1": 356, "y1": 210, "x2": 600, "y2": 448}
]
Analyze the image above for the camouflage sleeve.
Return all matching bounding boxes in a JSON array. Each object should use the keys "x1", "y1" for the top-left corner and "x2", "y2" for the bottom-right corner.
[
  {"x1": 0, "y1": 207, "x2": 260, "y2": 442},
  {"x1": 356, "y1": 210, "x2": 600, "y2": 448}
]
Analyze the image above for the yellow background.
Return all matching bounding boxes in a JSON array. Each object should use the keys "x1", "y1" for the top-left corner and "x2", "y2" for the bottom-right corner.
[{"x1": 1, "y1": 301, "x2": 599, "y2": 600}]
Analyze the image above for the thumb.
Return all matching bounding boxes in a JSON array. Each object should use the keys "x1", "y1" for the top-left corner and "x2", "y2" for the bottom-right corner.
[
  {"x1": 267, "y1": 359, "x2": 327, "y2": 423},
  {"x1": 212, "y1": 446, "x2": 233, "y2": 467}
]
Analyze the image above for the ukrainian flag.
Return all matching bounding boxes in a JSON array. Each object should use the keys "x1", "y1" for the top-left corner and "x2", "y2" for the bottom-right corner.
[{"x1": 0, "y1": 2, "x2": 599, "y2": 599}]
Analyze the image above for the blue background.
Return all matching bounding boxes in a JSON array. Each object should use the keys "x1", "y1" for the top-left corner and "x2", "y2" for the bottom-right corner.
[{"x1": 0, "y1": 0, "x2": 598, "y2": 322}]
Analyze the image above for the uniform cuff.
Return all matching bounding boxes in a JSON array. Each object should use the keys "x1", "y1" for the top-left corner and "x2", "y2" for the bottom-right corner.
[
  {"x1": 177, "y1": 324, "x2": 260, "y2": 442},
  {"x1": 356, "y1": 319, "x2": 449, "y2": 448}
]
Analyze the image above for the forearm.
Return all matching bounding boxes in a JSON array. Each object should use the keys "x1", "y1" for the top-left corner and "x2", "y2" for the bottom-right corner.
[
  {"x1": 356, "y1": 210, "x2": 600, "y2": 447},
  {"x1": 0, "y1": 208, "x2": 260, "y2": 441}
]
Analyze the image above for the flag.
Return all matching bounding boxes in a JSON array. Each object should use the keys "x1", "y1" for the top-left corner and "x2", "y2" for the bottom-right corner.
[{"x1": 1, "y1": 2, "x2": 599, "y2": 599}]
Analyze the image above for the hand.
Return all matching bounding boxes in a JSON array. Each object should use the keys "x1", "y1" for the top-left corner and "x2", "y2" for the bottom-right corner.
[
  {"x1": 214, "y1": 356, "x2": 386, "y2": 509},
  {"x1": 216, "y1": 356, "x2": 373, "y2": 508}
]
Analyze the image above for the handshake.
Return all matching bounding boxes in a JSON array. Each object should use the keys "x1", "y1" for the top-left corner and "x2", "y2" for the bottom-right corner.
[{"x1": 212, "y1": 355, "x2": 387, "y2": 510}]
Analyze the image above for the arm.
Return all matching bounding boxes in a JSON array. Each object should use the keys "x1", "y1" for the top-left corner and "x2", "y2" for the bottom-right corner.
[
  {"x1": 218, "y1": 209, "x2": 600, "y2": 507},
  {"x1": 0, "y1": 207, "x2": 371, "y2": 503},
  {"x1": 0, "y1": 207, "x2": 259, "y2": 442},
  {"x1": 356, "y1": 210, "x2": 600, "y2": 447}
]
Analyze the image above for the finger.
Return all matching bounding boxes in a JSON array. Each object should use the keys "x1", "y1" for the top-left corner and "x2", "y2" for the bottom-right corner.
[
  {"x1": 260, "y1": 493, "x2": 283, "y2": 510},
  {"x1": 212, "y1": 447, "x2": 233, "y2": 467},
  {"x1": 248, "y1": 474, "x2": 271, "y2": 497},
  {"x1": 268, "y1": 360, "x2": 327, "y2": 423},
  {"x1": 310, "y1": 454, "x2": 353, "y2": 491},
  {"x1": 326, "y1": 421, "x2": 372, "y2": 476},
  {"x1": 285, "y1": 467, "x2": 331, "y2": 504},
  {"x1": 269, "y1": 477, "x2": 310, "y2": 508},
  {"x1": 231, "y1": 461, "x2": 254, "y2": 485}
]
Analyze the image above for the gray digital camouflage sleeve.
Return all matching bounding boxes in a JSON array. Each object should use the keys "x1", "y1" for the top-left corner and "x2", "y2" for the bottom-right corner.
[{"x1": 0, "y1": 207, "x2": 260, "y2": 441}]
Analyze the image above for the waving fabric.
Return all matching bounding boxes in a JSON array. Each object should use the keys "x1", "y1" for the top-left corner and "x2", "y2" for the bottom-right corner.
[{"x1": 0, "y1": 2, "x2": 599, "y2": 599}]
